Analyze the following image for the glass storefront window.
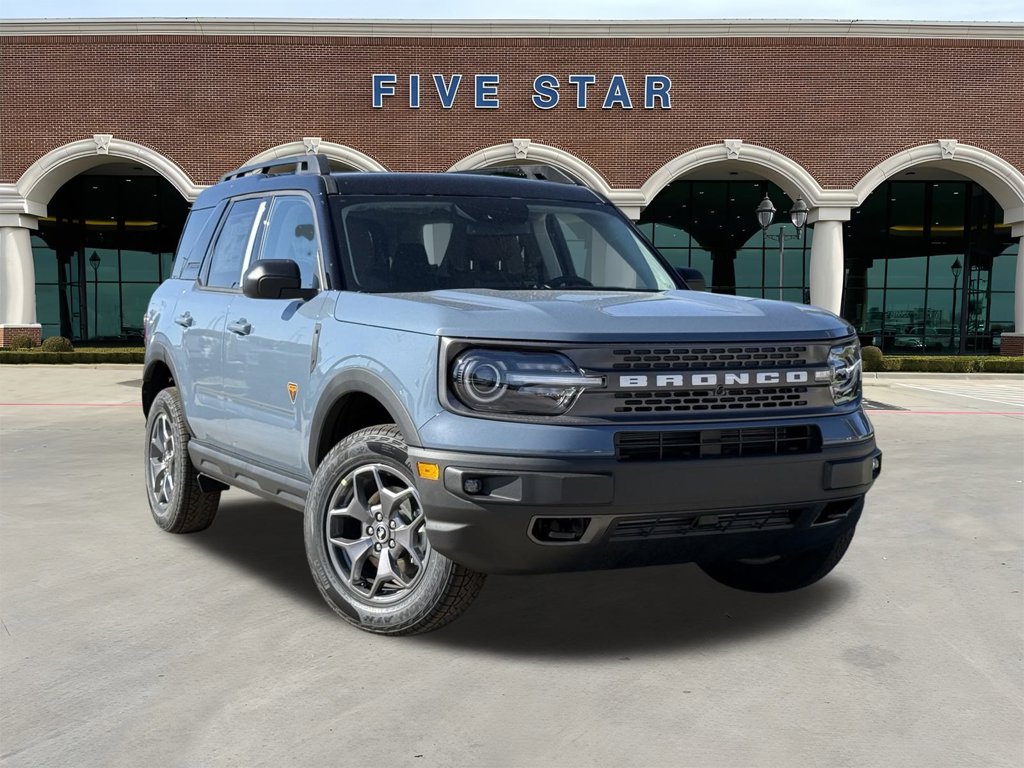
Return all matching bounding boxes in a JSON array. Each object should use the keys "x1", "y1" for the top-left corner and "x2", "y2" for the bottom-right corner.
[
  {"x1": 844, "y1": 179, "x2": 1015, "y2": 354},
  {"x1": 734, "y1": 248, "x2": 763, "y2": 288},
  {"x1": 639, "y1": 179, "x2": 810, "y2": 298},
  {"x1": 33, "y1": 172, "x2": 188, "y2": 342}
]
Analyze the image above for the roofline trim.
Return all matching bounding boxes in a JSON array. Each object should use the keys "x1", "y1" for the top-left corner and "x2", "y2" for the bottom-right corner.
[{"x1": 2, "y1": 18, "x2": 1022, "y2": 40}]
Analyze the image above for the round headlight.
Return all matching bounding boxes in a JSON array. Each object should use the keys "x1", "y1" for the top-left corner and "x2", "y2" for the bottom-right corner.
[{"x1": 459, "y1": 359, "x2": 505, "y2": 404}]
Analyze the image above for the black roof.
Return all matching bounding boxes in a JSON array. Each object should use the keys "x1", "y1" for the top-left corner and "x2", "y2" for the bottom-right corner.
[
  {"x1": 195, "y1": 169, "x2": 605, "y2": 207},
  {"x1": 331, "y1": 172, "x2": 602, "y2": 202}
]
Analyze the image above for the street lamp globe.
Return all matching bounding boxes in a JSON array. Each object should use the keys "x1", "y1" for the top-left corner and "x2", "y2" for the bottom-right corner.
[
  {"x1": 951, "y1": 258, "x2": 962, "y2": 280},
  {"x1": 756, "y1": 194, "x2": 776, "y2": 229},
  {"x1": 790, "y1": 197, "x2": 809, "y2": 230}
]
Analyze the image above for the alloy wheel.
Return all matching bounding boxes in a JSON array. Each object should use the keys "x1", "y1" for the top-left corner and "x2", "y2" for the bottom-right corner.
[
  {"x1": 147, "y1": 412, "x2": 176, "y2": 513},
  {"x1": 324, "y1": 463, "x2": 429, "y2": 602}
]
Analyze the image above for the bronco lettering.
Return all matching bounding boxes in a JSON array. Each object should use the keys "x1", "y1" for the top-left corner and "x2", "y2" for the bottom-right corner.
[{"x1": 625, "y1": 370, "x2": 813, "y2": 388}]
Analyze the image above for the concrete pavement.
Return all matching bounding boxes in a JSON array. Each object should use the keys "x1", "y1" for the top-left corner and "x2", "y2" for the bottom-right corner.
[{"x1": 1, "y1": 366, "x2": 1022, "y2": 768}]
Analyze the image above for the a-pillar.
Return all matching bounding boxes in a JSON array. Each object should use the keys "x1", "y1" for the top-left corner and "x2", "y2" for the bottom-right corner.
[
  {"x1": 0, "y1": 215, "x2": 41, "y2": 347},
  {"x1": 807, "y1": 207, "x2": 851, "y2": 316}
]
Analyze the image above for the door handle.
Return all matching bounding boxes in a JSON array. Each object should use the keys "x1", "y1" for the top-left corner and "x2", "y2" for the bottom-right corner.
[
  {"x1": 174, "y1": 312, "x2": 193, "y2": 328},
  {"x1": 228, "y1": 319, "x2": 252, "y2": 336}
]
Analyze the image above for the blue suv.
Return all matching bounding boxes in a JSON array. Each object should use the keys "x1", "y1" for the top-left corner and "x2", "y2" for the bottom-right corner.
[{"x1": 143, "y1": 155, "x2": 880, "y2": 635}]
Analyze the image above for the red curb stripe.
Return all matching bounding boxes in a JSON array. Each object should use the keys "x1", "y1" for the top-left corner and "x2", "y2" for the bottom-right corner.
[{"x1": 0, "y1": 402, "x2": 137, "y2": 407}]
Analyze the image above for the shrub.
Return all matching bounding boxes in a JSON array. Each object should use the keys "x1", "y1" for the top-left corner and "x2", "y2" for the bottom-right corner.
[
  {"x1": 40, "y1": 335, "x2": 75, "y2": 352},
  {"x1": 0, "y1": 350, "x2": 146, "y2": 365},
  {"x1": 949, "y1": 357, "x2": 977, "y2": 373},
  {"x1": 861, "y1": 346, "x2": 883, "y2": 371},
  {"x1": 877, "y1": 356, "x2": 1024, "y2": 373},
  {"x1": 979, "y1": 358, "x2": 1024, "y2": 373},
  {"x1": 8, "y1": 335, "x2": 35, "y2": 349}
]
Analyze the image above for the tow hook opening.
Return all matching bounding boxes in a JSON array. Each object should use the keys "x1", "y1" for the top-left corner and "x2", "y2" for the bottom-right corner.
[
  {"x1": 531, "y1": 517, "x2": 592, "y2": 544},
  {"x1": 812, "y1": 499, "x2": 857, "y2": 526}
]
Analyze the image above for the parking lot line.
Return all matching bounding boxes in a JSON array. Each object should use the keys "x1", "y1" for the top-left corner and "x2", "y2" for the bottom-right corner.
[
  {"x1": 868, "y1": 410, "x2": 1024, "y2": 415},
  {"x1": 892, "y1": 383, "x2": 1024, "y2": 408}
]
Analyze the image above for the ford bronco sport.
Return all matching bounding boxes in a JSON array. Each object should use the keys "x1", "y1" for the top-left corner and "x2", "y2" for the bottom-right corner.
[{"x1": 142, "y1": 155, "x2": 881, "y2": 635}]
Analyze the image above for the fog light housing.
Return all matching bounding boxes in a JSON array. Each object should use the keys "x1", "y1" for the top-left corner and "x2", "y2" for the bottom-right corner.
[{"x1": 463, "y1": 477, "x2": 483, "y2": 495}]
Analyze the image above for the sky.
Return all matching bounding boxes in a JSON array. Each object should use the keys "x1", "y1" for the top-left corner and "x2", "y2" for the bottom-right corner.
[{"x1": 2, "y1": 0, "x2": 1023, "y2": 21}]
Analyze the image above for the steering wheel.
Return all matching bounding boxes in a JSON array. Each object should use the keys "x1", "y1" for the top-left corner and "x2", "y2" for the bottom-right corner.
[{"x1": 545, "y1": 275, "x2": 594, "y2": 289}]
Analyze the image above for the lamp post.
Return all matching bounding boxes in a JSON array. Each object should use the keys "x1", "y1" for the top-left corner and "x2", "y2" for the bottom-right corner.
[
  {"x1": 89, "y1": 251, "x2": 100, "y2": 340},
  {"x1": 756, "y1": 194, "x2": 809, "y2": 300},
  {"x1": 950, "y1": 257, "x2": 962, "y2": 352}
]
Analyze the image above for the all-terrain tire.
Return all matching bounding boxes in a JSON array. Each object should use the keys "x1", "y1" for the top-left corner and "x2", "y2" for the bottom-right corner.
[
  {"x1": 304, "y1": 424, "x2": 485, "y2": 635},
  {"x1": 144, "y1": 387, "x2": 220, "y2": 533},
  {"x1": 699, "y1": 526, "x2": 855, "y2": 593}
]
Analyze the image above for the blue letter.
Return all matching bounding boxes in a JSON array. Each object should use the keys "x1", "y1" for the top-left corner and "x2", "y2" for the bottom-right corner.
[
  {"x1": 645, "y1": 75, "x2": 672, "y2": 109},
  {"x1": 372, "y1": 73, "x2": 396, "y2": 108},
  {"x1": 568, "y1": 74, "x2": 596, "y2": 109},
  {"x1": 532, "y1": 74, "x2": 560, "y2": 110},
  {"x1": 475, "y1": 74, "x2": 500, "y2": 108},
  {"x1": 409, "y1": 74, "x2": 420, "y2": 108},
  {"x1": 433, "y1": 74, "x2": 462, "y2": 109},
  {"x1": 602, "y1": 75, "x2": 633, "y2": 109}
]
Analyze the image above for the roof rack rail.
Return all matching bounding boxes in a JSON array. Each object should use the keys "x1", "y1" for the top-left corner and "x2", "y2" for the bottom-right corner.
[
  {"x1": 220, "y1": 154, "x2": 334, "y2": 182},
  {"x1": 459, "y1": 164, "x2": 583, "y2": 186}
]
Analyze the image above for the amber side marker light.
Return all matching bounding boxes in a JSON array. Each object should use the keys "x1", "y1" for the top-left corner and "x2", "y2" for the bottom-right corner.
[{"x1": 416, "y1": 462, "x2": 440, "y2": 481}]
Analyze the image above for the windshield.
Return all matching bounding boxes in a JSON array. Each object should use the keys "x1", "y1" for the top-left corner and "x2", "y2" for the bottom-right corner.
[{"x1": 332, "y1": 196, "x2": 678, "y2": 293}]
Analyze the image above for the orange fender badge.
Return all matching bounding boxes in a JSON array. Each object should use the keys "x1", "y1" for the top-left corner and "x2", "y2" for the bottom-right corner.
[{"x1": 287, "y1": 382, "x2": 298, "y2": 403}]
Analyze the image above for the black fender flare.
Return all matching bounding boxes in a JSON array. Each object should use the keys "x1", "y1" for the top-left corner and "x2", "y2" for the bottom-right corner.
[
  {"x1": 141, "y1": 342, "x2": 180, "y2": 414},
  {"x1": 308, "y1": 369, "x2": 423, "y2": 473}
]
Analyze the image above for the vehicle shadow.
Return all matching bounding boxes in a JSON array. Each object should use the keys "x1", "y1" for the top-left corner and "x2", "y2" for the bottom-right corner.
[
  {"x1": 425, "y1": 567, "x2": 852, "y2": 659},
  {"x1": 186, "y1": 496, "x2": 328, "y2": 613},
  {"x1": 192, "y1": 495, "x2": 854, "y2": 657}
]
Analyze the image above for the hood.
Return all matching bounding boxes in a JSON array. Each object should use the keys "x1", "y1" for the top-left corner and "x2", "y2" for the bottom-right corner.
[{"x1": 333, "y1": 289, "x2": 855, "y2": 342}]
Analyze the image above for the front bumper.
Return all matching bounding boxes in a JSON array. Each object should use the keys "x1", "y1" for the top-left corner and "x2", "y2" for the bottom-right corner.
[{"x1": 408, "y1": 436, "x2": 881, "y2": 575}]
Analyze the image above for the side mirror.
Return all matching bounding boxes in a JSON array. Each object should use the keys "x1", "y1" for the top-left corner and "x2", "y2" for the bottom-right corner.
[
  {"x1": 242, "y1": 259, "x2": 317, "y2": 300},
  {"x1": 676, "y1": 267, "x2": 706, "y2": 292}
]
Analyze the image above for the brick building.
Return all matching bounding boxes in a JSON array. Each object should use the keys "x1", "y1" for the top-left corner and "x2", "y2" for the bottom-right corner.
[{"x1": 1, "y1": 18, "x2": 1022, "y2": 352}]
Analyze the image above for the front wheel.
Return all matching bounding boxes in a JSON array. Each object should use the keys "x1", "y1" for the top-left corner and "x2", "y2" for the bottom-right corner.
[
  {"x1": 698, "y1": 527, "x2": 855, "y2": 593},
  {"x1": 304, "y1": 425, "x2": 485, "y2": 635}
]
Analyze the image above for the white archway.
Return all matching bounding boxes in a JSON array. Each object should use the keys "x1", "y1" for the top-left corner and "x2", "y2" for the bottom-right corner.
[
  {"x1": 2, "y1": 137, "x2": 201, "y2": 335},
  {"x1": 852, "y1": 140, "x2": 1024, "y2": 227},
  {"x1": 639, "y1": 141, "x2": 855, "y2": 314},
  {"x1": 639, "y1": 141, "x2": 842, "y2": 208},
  {"x1": 246, "y1": 139, "x2": 388, "y2": 173},
  {"x1": 448, "y1": 140, "x2": 614, "y2": 197},
  {"x1": 853, "y1": 140, "x2": 1024, "y2": 338},
  {"x1": 16, "y1": 136, "x2": 202, "y2": 206}
]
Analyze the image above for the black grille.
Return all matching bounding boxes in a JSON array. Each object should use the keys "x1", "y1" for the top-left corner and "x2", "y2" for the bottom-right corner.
[
  {"x1": 612, "y1": 386, "x2": 810, "y2": 414},
  {"x1": 615, "y1": 425, "x2": 822, "y2": 461},
  {"x1": 611, "y1": 509, "x2": 799, "y2": 540},
  {"x1": 610, "y1": 346, "x2": 808, "y2": 370}
]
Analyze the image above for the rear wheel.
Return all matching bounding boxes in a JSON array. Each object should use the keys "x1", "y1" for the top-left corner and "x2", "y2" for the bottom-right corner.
[
  {"x1": 304, "y1": 425, "x2": 485, "y2": 635},
  {"x1": 699, "y1": 527, "x2": 855, "y2": 593},
  {"x1": 144, "y1": 387, "x2": 220, "y2": 533}
]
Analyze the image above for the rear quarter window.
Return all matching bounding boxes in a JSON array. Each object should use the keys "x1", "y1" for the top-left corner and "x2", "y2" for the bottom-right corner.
[{"x1": 171, "y1": 205, "x2": 219, "y2": 280}]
